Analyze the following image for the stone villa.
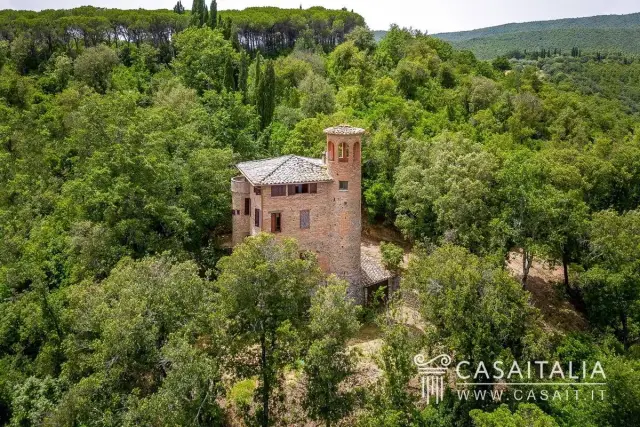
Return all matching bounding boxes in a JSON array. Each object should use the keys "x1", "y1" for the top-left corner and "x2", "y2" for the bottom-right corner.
[{"x1": 230, "y1": 124, "x2": 393, "y2": 304}]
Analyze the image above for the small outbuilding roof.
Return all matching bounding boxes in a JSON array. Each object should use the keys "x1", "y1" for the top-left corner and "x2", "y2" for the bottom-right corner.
[
  {"x1": 361, "y1": 253, "x2": 394, "y2": 287},
  {"x1": 236, "y1": 155, "x2": 332, "y2": 185}
]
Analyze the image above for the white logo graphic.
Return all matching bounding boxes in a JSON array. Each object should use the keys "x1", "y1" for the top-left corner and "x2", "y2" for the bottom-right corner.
[{"x1": 414, "y1": 353, "x2": 451, "y2": 404}]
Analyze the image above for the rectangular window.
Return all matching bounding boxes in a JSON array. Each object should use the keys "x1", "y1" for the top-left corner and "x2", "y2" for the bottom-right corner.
[
  {"x1": 271, "y1": 212, "x2": 282, "y2": 233},
  {"x1": 255, "y1": 208, "x2": 260, "y2": 227},
  {"x1": 271, "y1": 185, "x2": 286, "y2": 197},
  {"x1": 310, "y1": 183, "x2": 317, "y2": 193},
  {"x1": 244, "y1": 198, "x2": 250, "y2": 215},
  {"x1": 254, "y1": 187, "x2": 261, "y2": 195},
  {"x1": 300, "y1": 210, "x2": 310, "y2": 229},
  {"x1": 287, "y1": 184, "x2": 310, "y2": 195},
  {"x1": 339, "y1": 181, "x2": 349, "y2": 191}
]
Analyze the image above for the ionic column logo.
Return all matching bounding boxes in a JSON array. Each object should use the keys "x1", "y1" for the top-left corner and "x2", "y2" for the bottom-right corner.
[{"x1": 414, "y1": 354, "x2": 451, "y2": 404}]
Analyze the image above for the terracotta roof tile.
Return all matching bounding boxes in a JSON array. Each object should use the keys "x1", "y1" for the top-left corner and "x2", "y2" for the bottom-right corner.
[
  {"x1": 236, "y1": 155, "x2": 332, "y2": 185},
  {"x1": 361, "y1": 253, "x2": 394, "y2": 287},
  {"x1": 324, "y1": 124, "x2": 366, "y2": 135}
]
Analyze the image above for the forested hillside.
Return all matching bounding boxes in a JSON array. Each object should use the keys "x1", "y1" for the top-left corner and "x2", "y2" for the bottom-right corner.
[
  {"x1": 431, "y1": 12, "x2": 640, "y2": 58},
  {"x1": 0, "y1": 5, "x2": 363, "y2": 68},
  {"x1": 1, "y1": 5, "x2": 640, "y2": 426}
]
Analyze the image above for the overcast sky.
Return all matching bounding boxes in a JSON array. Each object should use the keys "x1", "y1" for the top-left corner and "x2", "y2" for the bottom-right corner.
[{"x1": 2, "y1": 0, "x2": 639, "y2": 34}]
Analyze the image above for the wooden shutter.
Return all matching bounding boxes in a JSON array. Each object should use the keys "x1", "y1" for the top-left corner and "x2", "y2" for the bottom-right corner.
[
  {"x1": 288, "y1": 184, "x2": 296, "y2": 195},
  {"x1": 271, "y1": 213, "x2": 276, "y2": 233},
  {"x1": 244, "y1": 198, "x2": 250, "y2": 215},
  {"x1": 310, "y1": 183, "x2": 317, "y2": 193},
  {"x1": 271, "y1": 185, "x2": 286, "y2": 197}
]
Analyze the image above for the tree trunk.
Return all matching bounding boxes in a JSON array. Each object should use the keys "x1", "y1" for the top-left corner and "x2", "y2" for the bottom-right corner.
[
  {"x1": 562, "y1": 250, "x2": 570, "y2": 294},
  {"x1": 620, "y1": 312, "x2": 629, "y2": 351},
  {"x1": 521, "y1": 249, "x2": 532, "y2": 289},
  {"x1": 260, "y1": 333, "x2": 270, "y2": 427}
]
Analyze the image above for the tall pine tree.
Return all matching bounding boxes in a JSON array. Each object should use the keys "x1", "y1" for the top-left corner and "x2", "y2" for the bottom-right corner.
[{"x1": 208, "y1": 0, "x2": 217, "y2": 29}]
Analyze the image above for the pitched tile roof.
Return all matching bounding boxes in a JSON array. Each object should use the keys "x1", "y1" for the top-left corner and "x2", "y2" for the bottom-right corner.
[
  {"x1": 361, "y1": 253, "x2": 394, "y2": 287},
  {"x1": 324, "y1": 124, "x2": 366, "y2": 135},
  {"x1": 236, "y1": 155, "x2": 332, "y2": 185}
]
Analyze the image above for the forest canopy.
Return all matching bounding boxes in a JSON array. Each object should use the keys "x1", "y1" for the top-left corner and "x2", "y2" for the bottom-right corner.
[{"x1": 0, "y1": 4, "x2": 640, "y2": 426}]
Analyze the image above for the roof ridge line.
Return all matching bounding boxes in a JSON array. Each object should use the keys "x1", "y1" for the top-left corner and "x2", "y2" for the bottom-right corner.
[{"x1": 259, "y1": 154, "x2": 294, "y2": 185}]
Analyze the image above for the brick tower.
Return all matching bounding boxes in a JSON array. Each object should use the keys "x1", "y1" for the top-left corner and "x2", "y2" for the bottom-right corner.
[{"x1": 324, "y1": 124, "x2": 364, "y2": 303}]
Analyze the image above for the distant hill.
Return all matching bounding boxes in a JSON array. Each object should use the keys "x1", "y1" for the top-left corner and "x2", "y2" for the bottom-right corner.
[{"x1": 376, "y1": 12, "x2": 640, "y2": 59}]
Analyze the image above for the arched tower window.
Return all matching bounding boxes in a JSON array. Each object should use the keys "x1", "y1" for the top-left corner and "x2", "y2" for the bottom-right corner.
[
  {"x1": 338, "y1": 142, "x2": 349, "y2": 162},
  {"x1": 353, "y1": 141, "x2": 360, "y2": 162},
  {"x1": 328, "y1": 141, "x2": 335, "y2": 161}
]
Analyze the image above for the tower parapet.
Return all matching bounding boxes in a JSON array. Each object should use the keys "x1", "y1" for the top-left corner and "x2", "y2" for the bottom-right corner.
[{"x1": 324, "y1": 124, "x2": 364, "y2": 303}]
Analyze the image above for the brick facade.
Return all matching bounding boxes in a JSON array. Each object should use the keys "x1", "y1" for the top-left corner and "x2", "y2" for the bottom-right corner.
[{"x1": 231, "y1": 125, "x2": 365, "y2": 303}]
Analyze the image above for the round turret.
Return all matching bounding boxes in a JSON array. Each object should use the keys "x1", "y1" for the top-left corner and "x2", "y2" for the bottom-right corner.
[{"x1": 324, "y1": 124, "x2": 364, "y2": 303}]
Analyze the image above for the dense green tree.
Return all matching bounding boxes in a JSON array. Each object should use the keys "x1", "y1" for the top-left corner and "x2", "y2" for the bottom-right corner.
[
  {"x1": 394, "y1": 133, "x2": 498, "y2": 251},
  {"x1": 53, "y1": 255, "x2": 224, "y2": 425},
  {"x1": 216, "y1": 234, "x2": 323, "y2": 426},
  {"x1": 73, "y1": 45, "x2": 119, "y2": 93},
  {"x1": 492, "y1": 56, "x2": 512, "y2": 71},
  {"x1": 358, "y1": 310, "x2": 422, "y2": 425},
  {"x1": 471, "y1": 404, "x2": 558, "y2": 426},
  {"x1": 345, "y1": 26, "x2": 376, "y2": 52},
  {"x1": 403, "y1": 245, "x2": 547, "y2": 367},
  {"x1": 303, "y1": 278, "x2": 360, "y2": 426},
  {"x1": 380, "y1": 241, "x2": 404, "y2": 275},
  {"x1": 173, "y1": 27, "x2": 237, "y2": 93},
  {"x1": 299, "y1": 72, "x2": 335, "y2": 117},
  {"x1": 580, "y1": 210, "x2": 640, "y2": 349},
  {"x1": 257, "y1": 60, "x2": 276, "y2": 130}
]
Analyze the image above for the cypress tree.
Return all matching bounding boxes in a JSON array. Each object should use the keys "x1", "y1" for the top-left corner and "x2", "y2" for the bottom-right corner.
[
  {"x1": 190, "y1": 0, "x2": 208, "y2": 27},
  {"x1": 257, "y1": 60, "x2": 276, "y2": 130},
  {"x1": 190, "y1": 0, "x2": 201, "y2": 26},
  {"x1": 189, "y1": 0, "x2": 200, "y2": 26},
  {"x1": 202, "y1": 3, "x2": 208, "y2": 27},
  {"x1": 173, "y1": 0, "x2": 185, "y2": 14},
  {"x1": 223, "y1": 56, "x2": 235, "y2": 91},
  {"x1": 208, "y1": 0, "x2": 217, "y2": 29},
  {"x1": 238, "y1": 52, "x2": 249, "y2": 103},
  {"x1": 253, "y1": 53, "x2": 262, "y2": 105},
  {"x1": 222, "y1": 18, "x2": 233, "y2": 40}
]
